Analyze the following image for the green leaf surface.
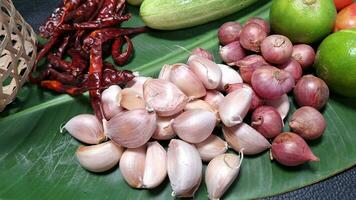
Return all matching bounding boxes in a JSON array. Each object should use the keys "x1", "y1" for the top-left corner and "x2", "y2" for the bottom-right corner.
[{"x1": 1, "y1": 1, "x2": 356, "y2": 199}]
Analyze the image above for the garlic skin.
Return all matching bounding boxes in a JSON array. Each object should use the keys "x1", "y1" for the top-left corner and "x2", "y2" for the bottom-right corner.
[
  {"x1": 217, "y1": 64, "x2": 243, "y2": 91},
  {"x1": 223, "y1": 123, "x2": 271, "y2": 155},
  {"x1": 195, "y1": 135, "x2": 228, "y2": 162},
  {"x1": 169, "y1": 63, "x2": 206, "y2": 99},
  {"x1": 119, "y1": 88, "x2": 146, "y2": 111},
  {"x1": 119, "y1": 146, "x2": 146, "y2": 188},
  {"x1": 203, "y1": 90, "x2": 225, "y2": 110},
  {"x1": 105, "y1": 108, "x2": 156, "y2": 148},
  {"x1": 63, "y1": 114, "x2": 105, "y2": 144},
  {"x1": 152, "y1": 115, "x2": 176, "y2": 140},
  {"x1": 76, "y1": 141, "x2": 124, "y2": 173},
  {"x1": 219, "y1": 87, "x2": 252, "y2": 127},
  {"x1": 265, "y1": 94, "x2": 290, "y2": 120},
  {"x1": 167, "y1": 139, "x2": 202, "y2": 198},
  {"x1": 187, "y1": 55, "x2": 222, "y2": 90},
  {"x1": 143, "y1": 79, "x2": 189, "y2": 116},
  {"x1": 158, "y1": 64, "x2": 172, "y2": 80},
  {"x1": 172, "y1": 109, "x2": 216, "y2": 144},
  {"x1": 142, "y1": 142, "x2": 167, "y2": 188},
  {"x1": 205, "y1": 153, "x2": 243, "y2": 200},
  {"x1": 101, "y1": 85, "x2": 123, "y2": 120},
  {"x1": 126, "y1": 76, "x2": 149, "y2": 96},
  {"x1": 184, "y1": 99, "x2": 218, "y2": 117}
]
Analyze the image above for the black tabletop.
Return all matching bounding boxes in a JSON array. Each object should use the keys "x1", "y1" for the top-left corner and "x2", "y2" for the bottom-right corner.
[{"x1": 12, "y1": 0, "x2": 356, "y2": 199}]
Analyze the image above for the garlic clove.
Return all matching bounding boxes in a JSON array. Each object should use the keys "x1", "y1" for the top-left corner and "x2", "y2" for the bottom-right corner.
[
  {"x1": 142, "y1": 141, "x2": 167, "y2": 189},
  {"x1": 172, "y1": 109, "x2": 216, "y2": 144},
  {"x1": 167, "y1": 139, "x2": 202, "y2": 198},
  {"x1": 195, "y1": 135, "x2": 228, "y2": 162},
  {"x1": 187, "y1": 55, "x2": 222, "y2": 90},
  {"x1": 205, "y1": 153, "x2": 243, "y2": 200},
  {"x1": 152, "y1": 115, "x2": 177, "y2": 140},
  {"x1": 217, "y1": 64, "x2": 243, "y2": 91},
  {"x1": 184, "y1": 99, "x2": 219, "y2": 120},
  {"x1": 126, "y1": 76, "x2": 149, "y2": 96},
  {"x1": 119, "y1": 146, "x2": 146, "y2": 188},
  {"x1": 203, "y1": 90, "x2": 225, "y2": 110},
  {"x1": 76, "y1": 141, "x2": 124, "y2": 173},
  {"x1": 219, "y1": 87, "x2": 252, "y2": 127},
  {"x1": 169, "y1": 63, "x2": 206, "y2": 100},
  {"x1": 223, "y1": 123, "x2": 271, "y2": 155},
  {"x1": 119, "y1": 88, "x2": 146, "y2": 111},
  {"x1": 158, "y1": 64, "x2": 172, "y2": 80},
  {"x1": 105, "y1": 108, "x2": 156, "y2": 148},
  {"x1": 143, "y1": 79, "x2": 189, "y2": 116},
  {"x1": 265, "y1": 94, "x2": 290, "y2": 121},
  {"x1": 101, "y1": 85, "x2": 123, "y2": 120},
  {"x1": 63, "y1": 114, "x2": 105, "y2": 144}
]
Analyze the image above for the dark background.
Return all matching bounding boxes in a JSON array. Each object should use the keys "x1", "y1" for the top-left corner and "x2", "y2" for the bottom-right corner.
[{"x1": 11, "y1": 0, "x2": 356, "y2": 199}]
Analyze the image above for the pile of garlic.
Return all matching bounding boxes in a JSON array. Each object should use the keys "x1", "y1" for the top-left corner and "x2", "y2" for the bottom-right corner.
[{"x1": 63, "y1": 52, "x2": 288, "y2": 199}]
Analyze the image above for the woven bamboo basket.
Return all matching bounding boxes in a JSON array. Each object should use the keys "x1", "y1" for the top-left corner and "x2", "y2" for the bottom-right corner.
[{"x1": 0, "y1": 0, "x2": 37, "y2": 111}]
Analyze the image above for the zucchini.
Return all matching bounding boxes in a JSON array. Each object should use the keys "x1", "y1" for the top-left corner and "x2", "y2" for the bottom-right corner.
[{"x1": 140, "y1": 0, "x2": 259, "y2": 30}]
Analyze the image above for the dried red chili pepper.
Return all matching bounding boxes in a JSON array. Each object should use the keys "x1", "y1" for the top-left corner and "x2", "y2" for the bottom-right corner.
[{"x1": 112, "y1": 36, "x2": 133, "y2": 66}]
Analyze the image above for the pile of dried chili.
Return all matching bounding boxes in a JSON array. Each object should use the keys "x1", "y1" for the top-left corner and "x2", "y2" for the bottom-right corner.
[{"x1": 31, "y1": 0, "x2": 146, "y2": 121}]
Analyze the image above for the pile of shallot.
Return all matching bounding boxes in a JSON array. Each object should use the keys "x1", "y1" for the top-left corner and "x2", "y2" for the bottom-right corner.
[{"x1": 61, "y1": 17, "x2": 329, "y2": 199}]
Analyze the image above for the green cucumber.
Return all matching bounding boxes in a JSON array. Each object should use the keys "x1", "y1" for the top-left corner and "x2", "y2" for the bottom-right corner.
[
  {"x1": 140, "y1": 0, "x2": 259, "y2": 30},
  {"x1": 127, "y1": 0, "x2": 143, "y2": 6}
]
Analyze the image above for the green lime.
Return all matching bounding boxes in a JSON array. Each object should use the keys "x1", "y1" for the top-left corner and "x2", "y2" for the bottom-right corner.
[
  {"x1": 314, "y1": 29, "x2": 356, "y2": 97},
  {"x1": 270, "y1": 0, "x2": 337, "y2": 44}
]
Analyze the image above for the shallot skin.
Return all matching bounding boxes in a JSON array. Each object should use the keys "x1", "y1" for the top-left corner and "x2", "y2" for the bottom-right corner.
[{"x1": 271, "y1": 132, "x2": 319, "y2": 166}]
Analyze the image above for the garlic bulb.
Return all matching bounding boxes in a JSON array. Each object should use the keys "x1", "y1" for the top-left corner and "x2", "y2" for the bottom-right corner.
[
  {"x1": 187, "y1": 55, "x2": 222, "y2": 90},
  {"x1": 205, "y1": 153, "x2": 243, "y2": 200},
  {"x1": 172, "y1": 109, "x2": 216, "y2": 143},
  {"x1": 158, "y1": 64, "x2": 172, "y2": 80},
  {"x1": 119, "y1": 88, "x2": 146, "y2": 111},
  {"x1": 195, "y1": 135, "x2": 228, "y2": 162},
  {"x1": 219, "y1": 87, "x2": 252, "y2": 127},
  {"x1": 101, "y1": 85, "x2": 123, "y2": 120},
  {"x1": 62, "y1": 114, "x2": 105, "y2": 144},
  {"x1": 119, "y1": 142, "x2": 167, "y2": 189},
  {"x1": 167, "y1": 139, "x2": 202, "y2": 198},
  {"x1": 265, "y1": 94, "x2": 290, "y2": 121},
  {"x1": 76, "y1": 141, "x2": 124, "y2": 173},
  {"x1": 143, "y1": 79, "x2": 189, "y2": 116},
  {"x1": 169, "y1": 63, "x2": 206, "y2": 99},
  {"x1": 217, "y1": 64, "x2": 243, "y2": 91},
  {"x1": 223, "y1": 123, "x2": 271, "y2": 155},
  {"x1": 105, "y1": 108, "x2": 156, "y2": 148},
  {"x1": 152, "y1": 115, "x2": 176, "y2": 140},
  {"x1": 184, "y1": 99, "x2": 218, "y2": 118},
  {"x1": 126, "y1": 76, "x2": 149, "y2": 96},
  {"x1": 203, "y1": 90, "x2": 225, "y2": 110}
]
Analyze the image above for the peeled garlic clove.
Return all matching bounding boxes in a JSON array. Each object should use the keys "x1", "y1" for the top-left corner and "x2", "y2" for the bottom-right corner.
[
  {"x1": 119, "y1": 146, "x2": 146, "y2": 188},
  {"x1": 101, "y1": 85, "x2": 123, "y2": 120},
  {"x1": 223, "y1": 123, "x2": 271, "y2": 155},
  {"x1": 195, "y1": 135, "x2": 228, "y2": 162},
  {"x1": 63, "y1": 114, "x2": 105, "y2": 144},
  {"x1": 203, "y1": 90, "x2": 225, "y2": 110},
  {"x1": 76, "y1": 141, "x2": 124, "y2": 173},
  {"x1": 187, "y1": 55, "x2": 222, "y2": 90},
  {"x1": 265, "y1": 94, "x2": 290, "y2": 120},
  {"x1": 105, "y1": 108, "x2": 156, "y2": 148},
  {"x1": 142, "y1": 141, "x2": 167, "y2": 188},
  {"x1": 219, "y1": 87, "x2": 252, "y2": 127},
  {"x1": 169, "y1": 63, "x2": 206, "y2": 99},
  {"x1": 152, "y1": 115, "x2": 176, "y2": 140},
  {"x1": 126, "y1": 76, "x2": 149, "y2": 96},
  {"x1": 119, "y1": 88, "x2": 146, "y2": 110},
  {"x1": 217, "y1": 64, "x2": 243, "y2": 91},
  {"x1": 158, "y1": 64, "x2": 172, "y2": 80},
  {"x1": 205, "y1": 153, "x2": 243, "y2": 200},
  {"x1": 167, "y1": 139, "x2": 202, "y2": 198},
  {"x1": 173, "y1": 109, "x2": 216, "y2": 143},
  {"x1": 144, "y1": 79, "x2": 189, "y2": 116}
]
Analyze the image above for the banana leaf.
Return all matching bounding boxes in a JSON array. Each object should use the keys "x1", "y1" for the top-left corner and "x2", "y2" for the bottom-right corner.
[{"x1": 1, "y1": 1, "x2": 356, "y2": 199}]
